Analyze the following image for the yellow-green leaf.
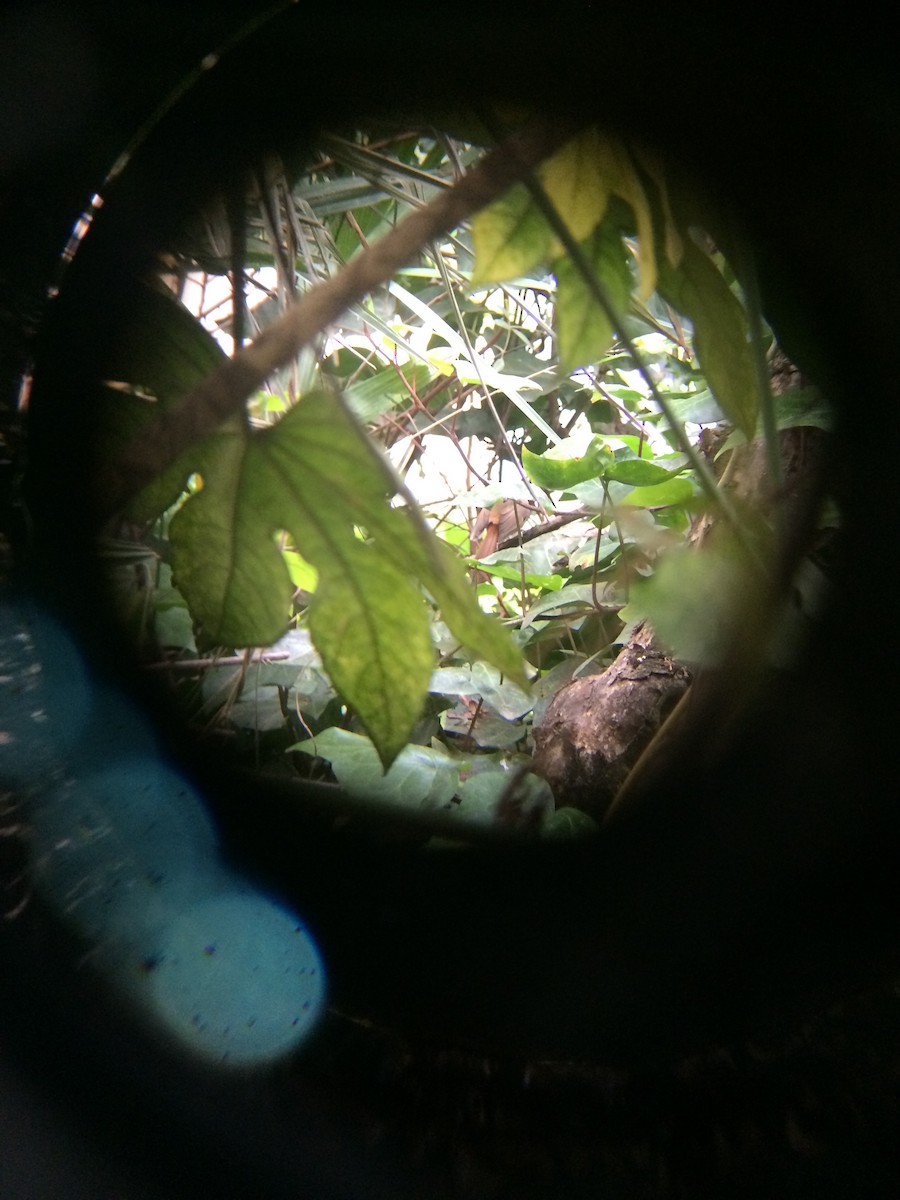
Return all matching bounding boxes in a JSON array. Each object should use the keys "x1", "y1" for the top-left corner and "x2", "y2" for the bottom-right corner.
[
  {"x1": 631, "y1": 145, "x2": 684, "y2": 269},
  {"x1": 164, "y1": 391, "x2": 524, "y2": 765},
  {"x1": 588, "y1": 134, "x2": 657, "y2": 297},
  {"x1": 618, "y1": 477, "x2": 695, "y2": 507},
  {"x1": 539, "y1": 128, "x2": 611, "y2": 243},
  {"x1": 470, "y1": 182, "x2": 554, "y2": 286},
  {"x1": 604, "y1": 458, "x2": 679, "y2": 486},
  {"x1": 470, "y1": 128, "x2": 656, "y2": 298},
  {"x1": 309, "y1": 552, "x2": 434, "y2": 767}
]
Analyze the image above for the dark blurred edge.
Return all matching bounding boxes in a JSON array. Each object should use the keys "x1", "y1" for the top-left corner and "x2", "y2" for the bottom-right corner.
[{"x1": 2, "y1": 4, "x2": 899, "y2": 1198}]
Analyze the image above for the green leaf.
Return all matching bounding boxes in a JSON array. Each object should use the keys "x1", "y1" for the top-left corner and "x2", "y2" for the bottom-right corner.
[
  {"x1": 389, "y1": 280, "x2": 561, "y2": 445},
  {"x1": 454, "y1": 772, "x2": 508, "y2": 823},
  {"x1": 472, "y1": 556, "x2": 562, "y2": 591},
  {"x1": 540, "y1": 129, "x2": 611, "y2": 242},
  {"x1": 344, "y1": 362, "x2": 436, "y2": 422},
  {"x1": 554, "y1": 218, "x2": 633, "y2": 373},
  {"x1": 598, "y1": 434, "x2": 656, "y2": 458},
  {"x1": 229, "y1": 687, "x2": 293, "y2": 732},
  {"x1": 470, "y1": 181, "x2": 554, "y2": 286},
  {"x1": 617, "y1": 477, "x2": 695, "y2": 507},
  {"x1": 454, "y1": 770, "x2": 553, "y2": 824},
  {"x1": 429, "y1": 666, "x2": 479, "y2": 697},
  {"x1": 91, "y1": 282, "x2": 232, "y2": 523},
  {"x1": 409, "y1": 529, "x2": 527, "y2": 685},
  {"x1": 162, "y1": 391, "x2": 523, "y2": 766},
  {"x1": 467, "y1": 661, "x2": 533, "y2": 721},
  {"x1": 542, "y1": 807, "x2": 600, "y2": 838},
  {"x1": 309, "y1": 552, "x2": 434, "y2": 766},
  {"x1": 720, "y1": 386, "x2": 833, "y2": 453},
  {"x1": 440, "y1": 704, "x2": 527, "y2": 749},
  {"x1": 602, "y1": 458, "x2": 680, "y2": 486},
  {"x1": 664, "y1": 388, "x2": 727, "y2": 426},
  {"x1": 472, "y1": 523, "x2": 557, "y2": 570},
  {"x1": 470, "y1": 128, "x2": 655, "y2": 294},
  {"x1": 543, "y1": 129, "x2": 657, "y2": 296},
  {"x1": 656, "y1": 237, "x2": 758, "y2": 439},
  {"x1": 428, "y1": 663, "x2": 532, "y2": 722},
  {"x1": 585, "y1": 132, "x2": 657, "y2": 297},
  {"x1": 282, "y1": 548, "x2": 318, "y2": 594},
  {"x1": 620, "y1": 539, "x2": 749, "y2": 664},
  {"x1": 292, "y1": 727, "x2": 459, "y2": 808},
  {"x1": 520, "y1": 584, "x2": 599, "y2": 629},
  {"x1": 168, "y1": 427, "x2": 290, "y2": 644},
  {"x1": 154, "y1": 604, "x2": 196, "y2": 653},
  {"x1": 523, "y1": 436, "x2": 612, "y2": 489},
  {"x1": 772, "y1": 386, "x2": 832, "y2": 431}
]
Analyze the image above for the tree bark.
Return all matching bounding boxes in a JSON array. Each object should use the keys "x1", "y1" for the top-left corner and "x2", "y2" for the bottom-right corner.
[{"x1": 532, "y1": 620, "x2": 690, "y2": 818}]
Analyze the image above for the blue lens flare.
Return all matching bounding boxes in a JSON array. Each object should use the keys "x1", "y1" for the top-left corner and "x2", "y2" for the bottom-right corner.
[{"x1": 0, "y1": 598, "x2": 327, "y2": 1066}]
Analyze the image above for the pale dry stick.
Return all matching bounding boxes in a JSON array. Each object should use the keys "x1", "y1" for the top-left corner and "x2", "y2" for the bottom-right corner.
[
  {"x1": 98, "y1": 120, "x2": 576, "y2": 520},
  {"x1": 143, "y1": 651, "x2": 290, "y2": 672}
]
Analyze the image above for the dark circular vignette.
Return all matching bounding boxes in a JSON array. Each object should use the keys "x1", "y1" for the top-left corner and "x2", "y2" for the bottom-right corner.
[{"x1": 2, "y1": 5, "x2": 900, "y2": 1199}]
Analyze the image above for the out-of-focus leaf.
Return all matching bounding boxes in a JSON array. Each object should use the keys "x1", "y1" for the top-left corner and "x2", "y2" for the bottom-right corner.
[
  {"x1": 771, "y1": 386, "x2": 832, "y2": 431},
  {"x1": 454, "y1": 769, "x2": 553, "y2": 824},
  {"x1": 554, "y1": 217, "x2": 633, "y2": 372},
  {"x1": 540, "y1": 129, "x2": 611, "y2": 243},
  {"x1": 631, "y1": 144, "x2": 684, "y2": 269},
  {"x1": 617, "y1": 477, "x2": 695, "y2": 507},
  {"x1": 664, "y1": 388, "x2": 727, "y2": 426},
  {"x1": 154, "y1": 604, "x2": 195, "y2": 653},
  {"x1": 603, "y1": 458, "x2": 681, "y2": 486},
  {"x1": 291, "y1": 727, "x2": 458, "y2": 808},
  {"x1": 721, "y1": 386, "x2": 833, "y2": 453},
  {"x1": 344, "y1": 362, "x2": 437, "y2": 422},
  {"x1": 542, "y1": 807, "x2": 599, "y2": 838},
  {"x1": 620, "y1": 538, "x2": 752, "y2": 664},
  {"x1": 470, "y1": 128, "x2": 655, "y2": 295},
  {"x1": 657, "y1": 237, "x2": 758, "y2": 438},
  {"x1": 585, "y1": 132, "x2": 656, "y2": 297},
  {"x1": 470, "y1": 181, "x2": 554, "y2": 286},
  {"x1": 92, "y1": 281, "x2": 233, "y2": 523}
]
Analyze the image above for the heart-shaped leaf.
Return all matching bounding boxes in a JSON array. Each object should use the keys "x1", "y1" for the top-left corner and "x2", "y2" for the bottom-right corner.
[{"x1": 160, "y1": 391, "x2": 523, "y2": 766}]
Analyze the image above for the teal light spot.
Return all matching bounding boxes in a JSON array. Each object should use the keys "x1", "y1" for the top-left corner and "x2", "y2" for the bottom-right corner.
[
  {"x1": 2, "y1": 599, "x2": 327, "y2": 1068},
  {"x1": 145, "y1": 893, "x2": 326, "y2": 1065}
]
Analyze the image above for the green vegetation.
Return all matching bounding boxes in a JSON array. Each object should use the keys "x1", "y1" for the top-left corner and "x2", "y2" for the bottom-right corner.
[{"x1": 99, "y1": 124, "x2": 831, "y2": 828}]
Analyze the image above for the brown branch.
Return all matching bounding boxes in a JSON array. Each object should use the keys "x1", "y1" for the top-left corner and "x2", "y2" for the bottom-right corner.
[
  {"x1": 97, "y1": 119, "x2": 576, "y2": 520},
  {"x1": 493, "y1": 509, "x2": 591, "y2": 553}
]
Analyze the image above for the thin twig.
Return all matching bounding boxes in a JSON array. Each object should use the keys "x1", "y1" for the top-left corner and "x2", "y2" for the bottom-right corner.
[{"x1": 144, "y1": 650, "x2": 290, "y2": 671}]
